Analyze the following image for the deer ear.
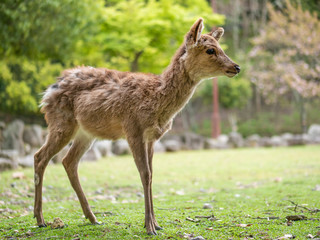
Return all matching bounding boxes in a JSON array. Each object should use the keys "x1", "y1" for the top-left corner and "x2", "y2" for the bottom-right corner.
[
  {"x1": 186, "y1": 18, "x2": 204, "y2": 47},
  {"x1": 211, "y1": 27, "x2": 224, "y2": 41}
]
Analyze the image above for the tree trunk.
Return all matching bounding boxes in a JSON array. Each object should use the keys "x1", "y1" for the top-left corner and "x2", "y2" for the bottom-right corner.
[
  {"x1": 130, "y1": 50, "x2": 143, "y2": 72},
  {"x1": 210, "y1": 0, "x2": 217, "y2": 12},
  {"x1": 300, "y1": 96, "x2": 307, "y2": 133},
  {"x1": 233, "y1": 0, "x2": 240, "y2": 51}
]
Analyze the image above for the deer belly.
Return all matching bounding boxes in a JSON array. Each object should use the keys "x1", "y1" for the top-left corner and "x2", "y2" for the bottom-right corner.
[{"x1": 78, "y1": 118, "x2": 124, "y2": 140}]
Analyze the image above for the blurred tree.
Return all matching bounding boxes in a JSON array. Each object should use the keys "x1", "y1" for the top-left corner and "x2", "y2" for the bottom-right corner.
[
  {"x1": 0, "y1": 0, "x2": 105, "y2": 114},
  {"x1": 0, "y1": 58, "x2": 63, "y2": 114},
  {"x1": 249, "y1": 0, "x2": 320, "y2": 132},
  {"x1": 196, "y1": 77, "x2": 251, "y2": 110},
  {"x1": 0, "y1": 0, "x2": 105, "y2": 62},
  {"x1": 100, "y1": 0, "x2": 224, "y2": 73}
]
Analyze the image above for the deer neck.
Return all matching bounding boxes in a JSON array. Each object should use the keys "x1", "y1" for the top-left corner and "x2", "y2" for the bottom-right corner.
[{"x1": 157, "y1": 45, "x2": 199, "y2": 125}]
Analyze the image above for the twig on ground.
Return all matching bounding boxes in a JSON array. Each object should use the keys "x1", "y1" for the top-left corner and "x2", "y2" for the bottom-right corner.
[
  {"x1": 194, "y1": 215, "x2": 214, "y2": 219},
  {"x1": 157, "y1": 207, "x2": 176, "y2": 211},
  {"x1": 288, "y1": 200, "x2": 320, "y2": 213},
  {"x1": 186, "y1": 217, "x2": 200, "y2": 223}
]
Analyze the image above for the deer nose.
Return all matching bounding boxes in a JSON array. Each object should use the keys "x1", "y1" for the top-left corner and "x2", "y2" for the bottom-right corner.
[{"x1": 234, "y1": 65, "x2": 241, "y2": 73}]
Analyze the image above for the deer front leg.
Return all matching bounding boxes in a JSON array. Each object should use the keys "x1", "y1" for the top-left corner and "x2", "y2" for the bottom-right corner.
[
  {"x1": 127, "y1": 135, "x2": 157, "y2": 235},
  {"x1": 147, "y1": 141, "x2": 162, "y2": 230}
]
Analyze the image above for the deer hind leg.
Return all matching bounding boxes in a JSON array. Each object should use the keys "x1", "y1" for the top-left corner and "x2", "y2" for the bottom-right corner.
[
  {"x1": 127, "y1": 134, "x2": 157, "y2": 235},
  {"x1": 34, "y1": 124, "x2": 76, "y2": 227},
  {"x1": 62, "y1": 134, "x2": 98, "y2": 224}
]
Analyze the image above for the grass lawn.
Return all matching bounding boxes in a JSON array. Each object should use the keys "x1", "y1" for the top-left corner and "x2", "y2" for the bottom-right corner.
[{"x1": 0, "y1": 146, "x2": 320, "y2": 239}]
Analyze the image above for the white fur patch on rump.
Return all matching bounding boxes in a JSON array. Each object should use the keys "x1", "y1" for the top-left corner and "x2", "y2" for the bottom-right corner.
[{"x1": 39, "y1": 86, "x2": 56, "y2": 107}]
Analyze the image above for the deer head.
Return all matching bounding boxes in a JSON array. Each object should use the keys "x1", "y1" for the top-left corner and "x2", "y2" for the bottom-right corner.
[{"x1": 183, "y1": 18, "x2": 240, "y2": 81}]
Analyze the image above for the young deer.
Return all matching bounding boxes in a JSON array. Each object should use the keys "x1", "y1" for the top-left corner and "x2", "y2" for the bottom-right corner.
[{"x1": 34, "y1": 18, "x2": 240, "y2": 235}]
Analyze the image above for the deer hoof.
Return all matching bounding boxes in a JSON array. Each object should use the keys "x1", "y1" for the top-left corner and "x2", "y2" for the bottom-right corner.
[
  {"x1": 93, "y1": 221, "x2": 101, "y2": 225},
  {"x1": 38, "y1": 223, "x2": 47, "y2": 228},
  {"x1": 147, "y1": 231, "x2": 157, "y2": 235},
  {"x1": 155, "y1": 225, "x2": 163, "y2": 230}
]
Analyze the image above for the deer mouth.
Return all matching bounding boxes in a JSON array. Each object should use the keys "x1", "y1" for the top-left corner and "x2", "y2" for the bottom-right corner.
[{"x1": 225, "y1": 71, "x2": 238, "y2": 77}]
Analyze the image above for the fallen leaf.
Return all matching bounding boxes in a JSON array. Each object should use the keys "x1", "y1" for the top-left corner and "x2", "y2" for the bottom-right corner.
[
  {"x1": 274, "y1": 177, "x2": 283, "y2": 182},
  {"x1": 25, "y1": 230, "x2": 34, "y2": 237},
  {"x1": 286, "y1": 221, "x2": 293, "y2": 226},
  {"x1": 183, "y1": 233, "x2": 194, "y2": 239},
  {"x1": 203, "y1": 203, "x2": 213, "y2": 209},
  {"x1": 186, "y1": 217, "x2": 200, "y2": 223},
  {"x1": 195, "y1": 215, "x2": 213, "y2": 219},
  {"x1": 307, "y1": 234, "x2": 314, "y2": 239},
  {"x1": 236, "y1": 223, "x2": 253, "y2": 227},
  {"x1": 175, "y1": 190, "x2": 185, "y2": 195},
  {"x1": 191, "y1": 236, "x2": 205, "y2": 240},
  {"x1": 277, "y1": 234, "x2": 295, "y2": 239}
]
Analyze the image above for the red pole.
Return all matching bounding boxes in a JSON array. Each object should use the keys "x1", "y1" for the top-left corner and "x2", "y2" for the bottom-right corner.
[{"x1": 212, "y1": 77, "x2": 221, "y2": 138}]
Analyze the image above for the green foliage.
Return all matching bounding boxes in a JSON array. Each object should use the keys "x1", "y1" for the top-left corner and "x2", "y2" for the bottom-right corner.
[
  {"x1": 218, "y1": 77, "x2": 252, "y2": 109},
  {"x1": 0, "y1": 58, "x2": 63, "y2": 114},
  {"x1": 101, "y1": 0, "x2": 224, "y2": 73},
  {"x1": 196, "y1": 77, "x2": 252, "y2": 109},
  {"x1": 0, "y1": 0, "x2": 105, "y2": 62},
  {"x1": 1, "y1": 147, "x2": 320, "y2": 239},
  {"x1": 238, "y1": 115, "x2": 277, "y2": 137},
  {"x1": 250, "y1": 0, "x2": 320, "y2": 102}
]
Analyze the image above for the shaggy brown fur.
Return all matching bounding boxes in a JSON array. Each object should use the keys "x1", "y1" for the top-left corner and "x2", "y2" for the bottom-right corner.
[{"x1": 34, "y1": 18, "x2": 239, "y2": 235}]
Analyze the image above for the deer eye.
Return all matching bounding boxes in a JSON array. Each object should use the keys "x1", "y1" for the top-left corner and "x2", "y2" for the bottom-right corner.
[{"x1": 206, "y1": 48, "x2": 216, "y2": 55}]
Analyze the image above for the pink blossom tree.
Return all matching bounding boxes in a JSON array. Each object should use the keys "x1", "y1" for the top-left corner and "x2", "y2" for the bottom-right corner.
[{"x1": 250, "y1": 0, "x2": 320, "y2": 132}]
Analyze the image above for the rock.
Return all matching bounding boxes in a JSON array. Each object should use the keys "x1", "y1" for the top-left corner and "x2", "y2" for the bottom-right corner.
[
  {"x1": 93, "y1": 140, "x2": 113, "y2": 158},
  {"x1": 23, "y1": 124, "x2": 43, "y2": 148},
  {"x1": 270, "y1": 136, "x2": 288, "y2": 147},
  {"x1": 18, "y1": 154, "x2": 34, "y2": 168},
  {"x1": 217, "y1": 134, "x2": 229, "y2": 145},
  {"x1": 308, "y1": 124, "x2": 320, "y2": 143},
  {"x1": 0, "y1": 158, "x2": 14, "y2": 171},
  {"x1": 154, "y1": 140, "x2": 165, "y2": 153},
  {"x1": 204, "y1": 138, "x2": 218, "y2": 149},
  {"x1": 2, "y1": 120, "x2": 25, "y2": 155},
  {"x1": 203, "y1": 203, "x2": 213, "y2": 209},
  {"x1": 112, "y1": 139, "x2": 131, "y2": 155},
  {"x1": 281, "y1": 133, "x2": 306, "y2": 146},
  {"x1": 181, "y1": 132, "x2": 205, "y2": 150},
  {"x1": 0, "y1": 150, "x2": 19, "y2": 171},
  {"x1": 228, "y1": 131, "x2": 244, "y2": 148},
  {"x1": 301, "y1": 133, "x2": 313, "y2": 144},
  {"x1": 259, "y1": 137, "x2": 272, "y2": 147},
  {"x1": 245, "y1": 134, "x2": 261, "y2": 147},
  {"x1": 204, "y1": 137, "x2": 227, "y2": 149},
  {"x1": 281, "y1": 133, "x2": 294, "y2": 142},
  {"x1": 163, "y1": 139, "x2": 182, "y2": 152}
]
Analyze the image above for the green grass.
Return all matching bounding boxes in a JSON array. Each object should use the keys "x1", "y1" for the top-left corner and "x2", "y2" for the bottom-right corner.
[{"x1": 1, "y1": 146, "x2": 320, "y2": 239}]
